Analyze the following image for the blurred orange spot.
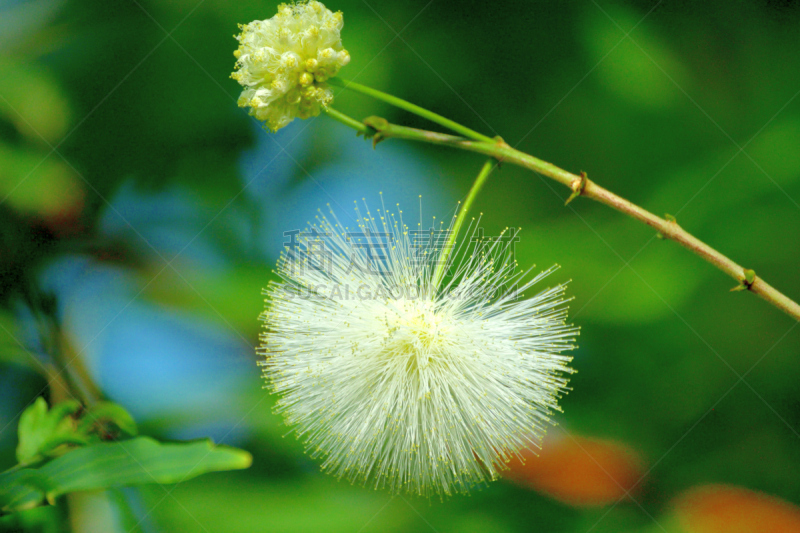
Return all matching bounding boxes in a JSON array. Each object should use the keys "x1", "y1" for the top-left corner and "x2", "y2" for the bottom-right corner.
[
  {"x1": 503, "y1": 435, "x2": 643, "y2": 506},
  {"x1": 674, "y1": 484, "x2": 800, "y2": 533}
]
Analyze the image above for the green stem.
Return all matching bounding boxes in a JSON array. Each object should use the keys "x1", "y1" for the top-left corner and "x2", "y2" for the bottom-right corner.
[
  {"x1": 325, "y1": 114, "x2": 800, "y2": 322},
  {"x1": 329, "y1": 77, "x2": 495, "y2": 143},
  {"x1": 25, "y1": 293, "x2": 101, "y2": 406},
  {"x1": 324, "y1": 107, "x2": 369, "y2": 133},
  {"x1": 431, "y1": 160, "x2": 496, "y2": 289},
  {"x1": 51, "y1": 320, "x2": 102, "y2": 406}
]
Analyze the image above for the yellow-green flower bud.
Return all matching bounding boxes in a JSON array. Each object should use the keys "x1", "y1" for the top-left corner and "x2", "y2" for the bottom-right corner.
[{"x1": 299, "y1": 72, "x2": 314, "y2": 87}]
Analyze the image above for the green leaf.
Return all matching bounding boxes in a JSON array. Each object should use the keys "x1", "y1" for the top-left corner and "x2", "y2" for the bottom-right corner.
[
  {"x1": 77, "y1": 401, "x2": 138, "y2": 440},
  {"x1": 0, "y1": 437, "x2": 252, "y2": 513},
  {"x1": 0, "y1": 469, "x2": 45, "y2": 512},
  {"x1": 16, "y1": 398, "x2": 85, "y2": 466},
  {"x1": 17, "y1": 398, "x2": 140, "y2": 469},
  {"x1": 0, "y1": 501, "x2": 61, "y2": 532}
]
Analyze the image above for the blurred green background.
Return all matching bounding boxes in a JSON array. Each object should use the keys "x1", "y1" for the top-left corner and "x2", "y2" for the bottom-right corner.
[{"x1": 2, "y1": 0, "x2": 800, "y2": 531}]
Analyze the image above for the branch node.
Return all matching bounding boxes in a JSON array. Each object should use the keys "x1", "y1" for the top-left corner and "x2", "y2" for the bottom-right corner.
[
  {"x1": 565, "y1": 171, "x2": 588, "y2": 206},
  {"x1": 491, "y1": 136, "x2": 510, "y2": 167},
  {"x1": 656, "y1": 214, "x2": 679, "y2": 240},
  {"x1": 731, "y1": 269, "x2": 757, "y2": 292},
  {"x1": 362, "y1": 116, "x2": 389, "y2": 147}
]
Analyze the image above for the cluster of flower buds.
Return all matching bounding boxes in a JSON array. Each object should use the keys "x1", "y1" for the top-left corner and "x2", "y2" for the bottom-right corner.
[{"x1": 231, "y1": 1, "x2": 350, "y2": 131}]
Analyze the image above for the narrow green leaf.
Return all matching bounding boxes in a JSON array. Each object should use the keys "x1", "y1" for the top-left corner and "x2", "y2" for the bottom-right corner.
[{"x1": 0, "y1": 437, "x2": 252, "y2": 513}]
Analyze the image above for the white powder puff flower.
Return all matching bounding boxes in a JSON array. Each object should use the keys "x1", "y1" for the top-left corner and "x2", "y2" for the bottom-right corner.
[
  {"x1": 260, "y1": 198, "x2": 578, "y2": 496},
  {"x1": 231, "y1": 1, "x2": 350, "y2": 132}
]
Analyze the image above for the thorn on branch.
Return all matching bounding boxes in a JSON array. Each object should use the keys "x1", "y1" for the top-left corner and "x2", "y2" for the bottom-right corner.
[
  {"x1": 565, "y1": 171, "x2": 588, "y2": 206},
  {"x1": 731, "y1": 269, "x2": 757, "y2": 292}
]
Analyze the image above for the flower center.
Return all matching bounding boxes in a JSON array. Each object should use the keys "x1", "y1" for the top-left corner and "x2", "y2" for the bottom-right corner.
[{"x1": 384, "y1": 300, "x2": 449, "y2": 372}]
